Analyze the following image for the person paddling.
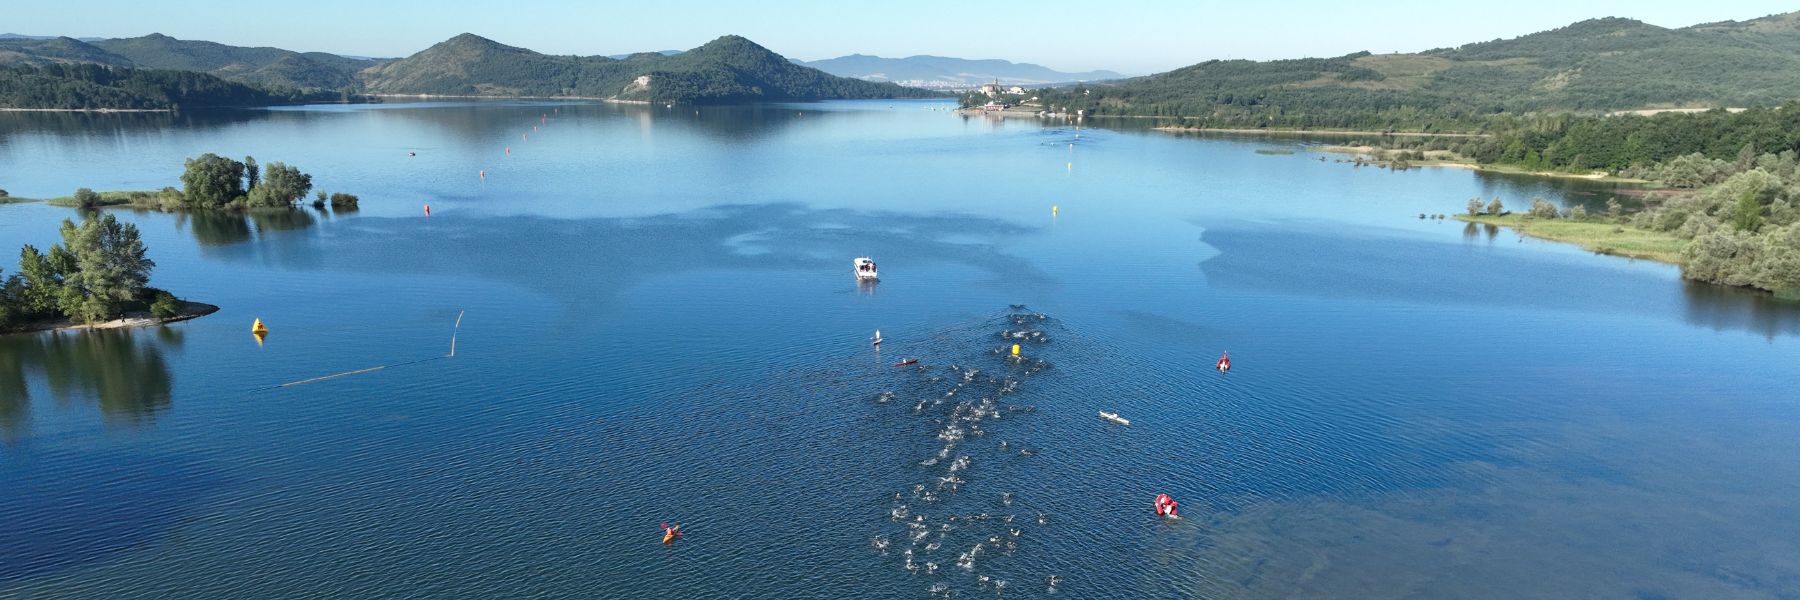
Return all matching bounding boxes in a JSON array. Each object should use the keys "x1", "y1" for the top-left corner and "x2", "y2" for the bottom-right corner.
[
  {"x1": 1216, "y1": 351, "x2": 1231, "y2": 373},
  {"x1": 661, "y1": 523, "x2": 682, "y2": 544}
]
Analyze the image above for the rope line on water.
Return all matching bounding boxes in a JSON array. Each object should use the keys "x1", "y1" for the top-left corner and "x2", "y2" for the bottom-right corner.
[{"x1": 253, "y1": 310, "x2": 465, "y2": 392}]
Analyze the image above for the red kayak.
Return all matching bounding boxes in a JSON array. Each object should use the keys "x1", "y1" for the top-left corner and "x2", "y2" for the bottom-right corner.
[{"x1": 894, "y1": 358, "x2": 919, "y2": 366}]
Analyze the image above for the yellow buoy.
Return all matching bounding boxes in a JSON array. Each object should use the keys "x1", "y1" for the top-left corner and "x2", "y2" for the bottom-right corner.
[
  {"x1": 1052, "y1": 205, "x2": 1059, "y2": 216},
  {"x1": 252, "y1": 318, "x2": 267, "y2": 334},
  {"x1": 1011, "y1": 344, "x2": 1020, "y2": 357}
]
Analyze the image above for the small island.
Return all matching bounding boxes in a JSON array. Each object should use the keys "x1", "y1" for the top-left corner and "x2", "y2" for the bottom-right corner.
[
  {"x1": 0, "y1": 153, "x2": 361, "y2": 335},
  {"x1": 0, "y1": 212, "x2": 212, "y2": 335}
]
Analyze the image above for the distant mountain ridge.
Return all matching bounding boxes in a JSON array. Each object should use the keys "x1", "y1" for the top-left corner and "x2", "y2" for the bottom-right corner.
[
  {"x1": 359, "y1": 34, "x2": 936, "y2": 103},
  {"x1": 0, "y1": 32, "x2": 938, "y2": 104},
  {"x1": 801, "y1": 54, "x2": 1122, "y2": 90},
  {"x1": 0, "y1": 33, "x2": 381, "y2": 90},
  {"x1": 1034, "y1": 11, "x2": 1800, "y2": 126}
]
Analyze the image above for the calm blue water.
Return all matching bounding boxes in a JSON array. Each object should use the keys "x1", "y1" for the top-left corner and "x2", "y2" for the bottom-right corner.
[{"x1": 3, "y1": 100, "x2": 1800, "y2": 598}]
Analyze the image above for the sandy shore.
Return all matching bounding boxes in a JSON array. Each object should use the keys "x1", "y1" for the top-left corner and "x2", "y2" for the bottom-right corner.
[{"x1": 2, "y1": 301, "x2": 219, "y2": 336}]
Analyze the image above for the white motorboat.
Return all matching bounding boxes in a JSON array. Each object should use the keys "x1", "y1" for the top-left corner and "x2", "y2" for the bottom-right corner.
[
  {"x1": 854, "y1": 257, "x2": 879, "y2": 280},
  {"x1": 1098, "y1": 411, "x2": 1130, "y2": 426}
]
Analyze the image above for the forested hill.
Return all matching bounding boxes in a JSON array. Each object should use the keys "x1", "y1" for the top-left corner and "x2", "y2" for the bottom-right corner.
[
  {"x1": 0, "y1": 34, "x2": 380, "y2": 90},
  {"x1": 0, "y1": 63, "x2": 328, "y2": 110},
  {"x1": 359, "y1": 34, "x2": 938, "y2": 103},
  {"x1": 1034, "y1": 11, "x2": 1800, "y2": 129}
]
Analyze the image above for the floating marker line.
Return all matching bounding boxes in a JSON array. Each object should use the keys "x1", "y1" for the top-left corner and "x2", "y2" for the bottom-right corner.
[
  {"x1": 450, "y1": 310, "x2": 465, "y2": 357},
  {"x1": 254, "y1": 310, "x2": 465, "y2": 392}
]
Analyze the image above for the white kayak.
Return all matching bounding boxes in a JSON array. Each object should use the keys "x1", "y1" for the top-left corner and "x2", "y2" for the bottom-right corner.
[{"x1": 1098, "y1": 411, "x2": 1130, "y2": 426}]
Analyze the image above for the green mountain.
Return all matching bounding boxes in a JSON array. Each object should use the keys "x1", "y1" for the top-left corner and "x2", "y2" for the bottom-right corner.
[
  {"x1": 0, "y1": 63, "x2": 330, "y2": 110},
  {"x1": 0, "y1": 33, "x2": 378, "y2": 90},
  {"x1": 1034, "y1": 11, "x2": 1800, "y2": 129},
  {"x1": 0, "y1": 36, "x2": 133, "y2": 67},
  {"x1": 359, "y1": 34, "x2": 937, "y2": 103},
  {"x1": 92, "y1": 33, "x2": 377, "y2": 90}
]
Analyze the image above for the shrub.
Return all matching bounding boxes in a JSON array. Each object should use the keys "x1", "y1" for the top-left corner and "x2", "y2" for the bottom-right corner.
[
  {"x1": 74, "y1": 187, "x2": 101, "y2": 209},
  {"x1": 150, "y1": 289, "x2": 180, "y2": 319},
  {"x1": 1569, "y1": 206, "x2": 1589, "y2": 220},
  {"x1": 1529, "y1": 198, "x2": 1558, "y2": 219},
  {"x1": 1467, "y1": 198, "x2": 1483, "y2": 216},
  {"x1": 1486, "y1": 197, "x2": 1504, "y2": 215},
  {"x1": 329, "y1": 192, "x2": 360, "y2": 210}
]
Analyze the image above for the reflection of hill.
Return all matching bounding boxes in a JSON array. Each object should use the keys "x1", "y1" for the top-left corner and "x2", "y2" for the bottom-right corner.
[
  {"x1": 370, "y1": 100, "x2": 815, "y2": 144},
  {"x1": 0, "y1": 108, "x2": 259, "y2": 139},
  {"x1": 0, "y1": 328, "x2": 180, "y2": 432}
]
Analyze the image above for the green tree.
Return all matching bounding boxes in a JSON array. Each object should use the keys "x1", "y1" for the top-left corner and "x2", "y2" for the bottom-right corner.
[
  {"x1": 328, "y1": 192, "x2": 359, "y2": 210},
  {"x1": 149, "y1": 289, "x2": 180, "y2": 319},
  {"x1": 16, "y1": 244, "x2": 64, "y2": 315},
  {"x1": 1733, "y1": 189, "x2": 1764, "y2": 232},
  {"x1": 1467, "y1": 198, "x2": 1483, "y2": 216},
  {"x1": 181, "y1": 153, "x2": 246, "y2": 208},
  {"x1": 1486, "y1": 197, "x2": 1504, "y2": 215},
  {"x1": 73, "y1": 187, "x2": 101, "y2": 209},
  {"x1": 247, "y1": 161, "x2": 312, "y2": 208},
  {"x1": 244, "y1": 155, "x2": 259, "y2": 191},
  {"x1": 55, "y1": 214, "x2": 155, "y2": 324}
]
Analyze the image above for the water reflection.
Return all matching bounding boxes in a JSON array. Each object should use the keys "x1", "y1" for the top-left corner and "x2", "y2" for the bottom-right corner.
[
  {"x1": 0, "y1": 328, "x2": 180, "y2": 432},
  {"x1": 1681, "y1": 281, "x2": 1800, "y2": 340},
  {"x1": 172, "y1": 208, "x2": 321, "y2": 246},
  {"x1": 224, "y1": 203, "x2": 1051, "y2": 310},
  {"x1": 0, "y1": 109, "x2": 262, "y2": 141}
]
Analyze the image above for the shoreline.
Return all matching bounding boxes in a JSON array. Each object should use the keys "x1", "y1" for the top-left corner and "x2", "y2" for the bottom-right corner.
[
  {"x1": 1157, "y1": 125, "x2": 1486, "y2": 138},
  {"x1": 1314, "y1": 144, "x2": 1648, "y2": 183},
  {"x1": 1454, "y1": 214, "x2": 1685, "y2": 264},
  {"x1": 2, "y1": 301, "x2": 219, "y2": 337}
]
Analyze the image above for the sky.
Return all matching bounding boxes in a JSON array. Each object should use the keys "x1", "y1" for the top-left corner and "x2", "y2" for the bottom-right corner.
[{"x1": 7, "y1": 0, "x2": 1798, "y2": 74}]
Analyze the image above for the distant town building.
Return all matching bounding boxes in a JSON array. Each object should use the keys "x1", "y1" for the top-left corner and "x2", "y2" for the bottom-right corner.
[
  {"x1": 979, "y1": 82, "x2": 1001, "y2": 98},
  {"x1": 1007, "y1": 86, "x2": 1026, "y2": 95}
]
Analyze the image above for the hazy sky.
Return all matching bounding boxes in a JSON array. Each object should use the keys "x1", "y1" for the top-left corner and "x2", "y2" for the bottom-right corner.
[{"x1": 8, "y1": 1, "x2": 1796, "y2": 73}]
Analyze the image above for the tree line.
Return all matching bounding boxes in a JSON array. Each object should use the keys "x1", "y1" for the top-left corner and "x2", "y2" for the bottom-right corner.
[{"x1": 0, "y1": 63, "x2": 331, "y2": 110}]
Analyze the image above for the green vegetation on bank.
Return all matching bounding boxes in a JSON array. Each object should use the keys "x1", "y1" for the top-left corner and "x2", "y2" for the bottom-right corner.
[
  {"x1": 1457, "y1": 151, "x2": 1800, "y2": 298},
  {"x1": 1457, "y1": 213, "x2": 1689, "y2": 263},
  {"x1": 1027, "y1": 13, "x2": 1800, "y2": 129},
  {"x1": 0, "y1": 63, "x2": 332, "y2": 110}
]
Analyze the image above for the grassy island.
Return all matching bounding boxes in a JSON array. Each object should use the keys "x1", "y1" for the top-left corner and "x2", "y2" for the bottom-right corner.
[{"x1": 1456, "y1": 213, "x2": 1688, "y2": 263}]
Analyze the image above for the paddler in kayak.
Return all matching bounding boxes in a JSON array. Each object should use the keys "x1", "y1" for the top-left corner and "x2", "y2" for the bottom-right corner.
[
  {"x1": 661, "y1": 523, "x2": 683, "y2": 544},
  {"x1": 1155, "y1": 494, "x2": 1180, "y2": 518},
  {"x1": 1215, "y1": 351, "x2": 1231, "y2": 373}
]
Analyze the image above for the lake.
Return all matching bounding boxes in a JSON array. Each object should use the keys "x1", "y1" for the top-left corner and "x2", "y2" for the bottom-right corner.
[{"x1": 3, "y1": 100, "x2": 1799, "y2": 598}]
